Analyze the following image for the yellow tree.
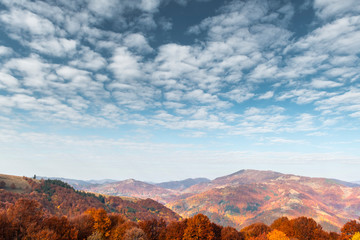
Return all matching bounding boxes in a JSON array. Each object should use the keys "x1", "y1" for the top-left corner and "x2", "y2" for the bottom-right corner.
[
  {"x1": 352, "y1": 232, "x2": 360, "y2": 240},
  {"x1": 86, "y1": 208, "x2": 111, "y2": 237},
  {"x1": 267, "y1": 229, "x2": 289, "y2": 240}
]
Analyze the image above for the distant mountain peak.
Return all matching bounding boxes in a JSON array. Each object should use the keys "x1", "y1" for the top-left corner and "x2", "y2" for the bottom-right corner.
[{"x1": 123, "y1": 178, "x2": 136, "y2": 184}]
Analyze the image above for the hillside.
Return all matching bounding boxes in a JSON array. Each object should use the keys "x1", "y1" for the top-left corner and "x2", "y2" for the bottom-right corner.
[
  {"x1": 76, "y1": 169, "x2": 360, "y2": 232},
  {"x1": 167, "y1": 170, "x2": 360, "y2": 232},
  {"x1": 0, "y1": 173, "x2": 180, "y2": 223},
  {"x1": 155, "y1": 178, "x2": 211, "y2": 190}
]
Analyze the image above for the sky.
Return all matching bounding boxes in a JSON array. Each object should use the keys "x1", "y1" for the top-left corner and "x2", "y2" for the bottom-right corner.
[{"x1": 0, "y1": 0, "x2": 360, "y2": 182}]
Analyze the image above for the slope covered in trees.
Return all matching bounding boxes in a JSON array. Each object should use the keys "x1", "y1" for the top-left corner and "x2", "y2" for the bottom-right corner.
[
  {"x1": 42, "y1": 170, "x2": 360, "y2": 232},
  {"x1": 1, "y1": 198, "x2": 360, "y2": 240},
  {"x1": 0, "y1": 174, "x2": 180, "y2": 223},
  {"x1": 1, "y1": 173, "x2": 360, "y2": 239},
  {"x1": 166, "y1": 170, "x2": 360, "y2": 232}
]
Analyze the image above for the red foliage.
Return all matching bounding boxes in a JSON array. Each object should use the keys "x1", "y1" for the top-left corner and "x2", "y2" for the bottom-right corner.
[
  {"x1": 288, "y1": 216, "x2": 328, "y2": 240},
  {"x1": 42, "y1": 216, "x2": 78, "y2": 240},
  {"x1": 164, "y1": 219, "x2": 188, "y2": 240},
  {"x1": 139, "y1": 218, "x2": 167, "y2": 240},
  {"x1": 341, "y1": 220, "x2": 360, "y2": 239},
  {"x1": 221, "y1": 226, "x2": 244, "y2": 240}
]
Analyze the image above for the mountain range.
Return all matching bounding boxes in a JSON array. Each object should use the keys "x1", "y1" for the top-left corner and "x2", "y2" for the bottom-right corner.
[{"x1": 51, "y1": 169, "x2": 360, "y2": 232}]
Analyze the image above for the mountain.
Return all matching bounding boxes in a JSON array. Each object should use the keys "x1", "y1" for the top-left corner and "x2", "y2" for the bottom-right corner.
[
  {"x1": 38, "y1": 176, "x2": 118, "y2": 190},
  {"x1": 0, "y1": 173, "x2": 180, "y2": 222},
  {"x1": 84, "y1": 178, "x2": 177, "y2": 203},
  {"x1": 45, "y1": 169, "x2": 360, "y2": 232},
  {"x1": 166, "y1": 170, "x2": 360, "y2": 232},
  {"x1": 156, "y1": 178, "x2": 211, "y2": 190}
]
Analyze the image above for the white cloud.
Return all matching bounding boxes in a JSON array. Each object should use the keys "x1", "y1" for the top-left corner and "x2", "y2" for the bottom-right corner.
[
  {"x1": 29, "y1": 38, "x2": 77, "y2": 57},
  {"x1": 123, "y1": 33, "x2": 153, "y2": 53},
  {"x1": 258, "y1": 91, "x2": 274, "y2": 100},
  {"x1": 290, "y1": 16, "x2": 360, "y2": 55},
  {"x1": 316, "y1": 88, "x2": 360, "y2": 116},
  {"x1": 69, "y1": 47, "x2": 106, "y2": 71},
  {"x1": 109, "y1": 47, "x2": 143, "y2": 81},
  {"x1": 0, "y1": 46, "x2": 13, "y2": 57},
  {"x1": 184, "y1": 89, "x2": 231, "y2": 109},
  {"x1": 0, "y1": 8, "x2": 55, "y2": 37},
  {"x1": 222, "y1": 88, "x2": 254, "y2": 103},
  {"x1": 139, "y1": 0, "x2": 161, "y2": 12},
  {"x1": 56, "y1": 66, "x2": 89, "y2": 80},
  {"x1": 3, "y1": 55, "x2": 50, "y2": 88},
  {"x1": 310, "y1": 79, "x2": 343, "y2": 88},
  {"x1": 277, "y1": 89, "x2": 331, "y2": 104},
  {"x1": 0, "y1": 72, "x2": 19, "y2": 90},
  {"x1": 314, "y1": 0, "x2": 360, "y2": 20},
  {"x1": 330, "y1": 55, "x2": 358, "y2": 66},
  {"x1": 88, "y1": 0, "x2": 119, "y2": 18}
]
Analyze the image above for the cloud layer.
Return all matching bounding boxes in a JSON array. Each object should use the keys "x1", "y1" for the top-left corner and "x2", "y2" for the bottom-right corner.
[{"x1": 0, "y1": 0, "x2": 359, "y2": 180}]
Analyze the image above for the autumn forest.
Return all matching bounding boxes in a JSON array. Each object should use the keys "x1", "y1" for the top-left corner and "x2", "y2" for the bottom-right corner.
[{"x1": 1, "y1": 176, "x2": 360, "y2": 240}]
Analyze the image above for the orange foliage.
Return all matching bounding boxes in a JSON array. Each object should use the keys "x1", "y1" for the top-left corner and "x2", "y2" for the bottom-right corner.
[
  {"x1": 86, "y1": 208, "x2": 112, "y2": 237},
  {"x1": 270, "y1": 217, "x2": 292, "y2": 236},
  {"x1": 241, "y1": 222, "x2": 271, "y2": 239},
  {"x1": 183, "y1": 214, "x2": 216, "y2": 240},
  {"x1": 267, "y1": 229, "x2": 289, "y2": 240},
  {"x1": 110, "y1": 221, "x2": 137, "y2": 240}
]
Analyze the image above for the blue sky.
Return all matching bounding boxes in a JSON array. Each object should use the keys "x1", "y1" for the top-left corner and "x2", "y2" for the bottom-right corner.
[{"x1": 0, "y1": 0, "x2": 360, "y2": 182}]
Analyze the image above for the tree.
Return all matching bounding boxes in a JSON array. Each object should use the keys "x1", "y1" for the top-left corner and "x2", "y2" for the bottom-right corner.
[
  {"x1": 342, "y1": 220, "x2": 360, "y2": 239},
  {"x1": 42, "y1": 216, "x2": 78, "y2": 240},
  {"x1": 7, "y1": 198, "x2": 45, "y2": 238},
  {"x1": 124, "y1": 227, "x2": 148, "y2": 240},
  {"x1": 352, "y1": 232, "x2": 360, "y2": 240},
  {"x1": 183, "y1": 214, "x2": 215, "y2": 240},
  {"x1": 110, "y1": 221, "x2": 138, "y2": 240},
  {"x1": 270, "y1": 217, "x2": 292, "y2": 236},
  {"x1": 164, "y1": 220, "x2": 188, "y2": 240},
  {"x1": 267, "y1": 229, "x2": 289, "y2": 240},
  {"x1": 70, "y1": 214, "x2": 94, "y2": 240},
  {"x1": 211, "y1": 222, "x2": 222, "y2": 240},
  {"x1": 221, "y1": 226, "x2": 244, "y2": 240},
  {"x1": 0, "y1": 181, "x2": 5, "y2": 189},
  {"x1": 0, "y1": 210, "x2": 15, "y2": 239},
  {"x1": 241, "y1": 223, "x2": 271, "y2": 239},
  {"x1": 86, "y1": 208, "x2": 111, "y2": 237},
  {"x1": 289, "y1": 216, "x2": 327, "y2": 240},
  {"x1": 87, "y1": 231, "x2": 105, "y2": 240},
  {"x1": 31, "y1": 229, "x2": 60, "y2": 240},
  {"x1": 139, "y1": 218, "x2": 166, "y2": 240}
]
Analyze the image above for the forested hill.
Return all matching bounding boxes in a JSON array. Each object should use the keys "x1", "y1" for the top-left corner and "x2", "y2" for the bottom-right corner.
[
  {"x1": 2, "y1": 173, "x2": 360, "y2": 239},
  {"x1": 0, "y1": 173, "x2": 180, "y2": 223}
]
